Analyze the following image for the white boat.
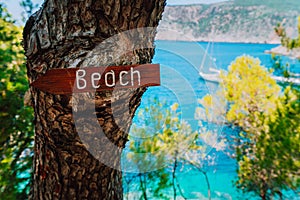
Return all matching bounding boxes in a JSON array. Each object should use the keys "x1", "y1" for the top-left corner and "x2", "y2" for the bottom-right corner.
[
  {"x1": 271, "y1": 75, "x2": 300, "y2": 85},
  {"x1": 199, "y1": 68, "x2": 221, "y2": 83},
  {"x1": 200, "y1": 67, "x2": 300, "y2": 85},
  {"x1": 265, "y1": 45, "x2": 300, "y2": 85},
  {"x1": 199, "y1": 43, "x2": 221, "y2": 84},
  {"x1": 199, "y1": 43, "x2": 300, "y2": 85}
]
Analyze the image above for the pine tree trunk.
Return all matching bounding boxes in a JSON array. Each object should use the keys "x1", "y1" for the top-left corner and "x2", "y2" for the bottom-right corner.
[{"x1": 23, "y1": 1, "x2": 165, "y2": 199}]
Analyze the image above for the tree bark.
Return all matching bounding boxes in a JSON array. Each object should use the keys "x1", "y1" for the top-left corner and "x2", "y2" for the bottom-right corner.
[{"x1": 23, "y1": 0, "x2": 166, "y2": 199}]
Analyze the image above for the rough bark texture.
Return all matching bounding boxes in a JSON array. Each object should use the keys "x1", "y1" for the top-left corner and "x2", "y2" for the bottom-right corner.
[{"x1": 23, "y1": 0, "x2": 166, "y2": 199}]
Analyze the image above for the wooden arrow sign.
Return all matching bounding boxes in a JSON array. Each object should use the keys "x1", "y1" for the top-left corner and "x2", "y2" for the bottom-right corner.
[{"x1": 31, "y1": 64, "x2": 160, "y2": 95}]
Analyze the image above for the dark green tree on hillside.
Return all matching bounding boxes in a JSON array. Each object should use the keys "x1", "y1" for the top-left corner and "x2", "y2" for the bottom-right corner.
[{"x1": 0, "y1": 4, "x2": 34, "y2": 199}]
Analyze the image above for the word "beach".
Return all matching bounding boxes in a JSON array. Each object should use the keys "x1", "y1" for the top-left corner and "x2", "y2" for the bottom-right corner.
[{"x1": 76, "y1": 67, "x2": 141, "y2": 90}]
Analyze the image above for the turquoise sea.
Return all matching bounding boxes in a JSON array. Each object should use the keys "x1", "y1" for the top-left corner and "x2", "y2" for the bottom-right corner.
[{"x1": 122, "y1": 41, "x2": 300, "y2": 200}]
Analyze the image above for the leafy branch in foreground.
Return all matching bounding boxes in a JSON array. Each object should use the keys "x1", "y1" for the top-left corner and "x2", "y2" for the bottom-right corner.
[
  {"x1": 200, "y1": 55, "x2": 299, "y2": 199},
  {"x1": 123, "y1": 98, "x2": 226, "y2": 200}
]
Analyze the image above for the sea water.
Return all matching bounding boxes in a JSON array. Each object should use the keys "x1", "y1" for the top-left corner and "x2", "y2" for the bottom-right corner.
[{"x1": 122, "y1": 40, "x2": 299, "y2": 200}]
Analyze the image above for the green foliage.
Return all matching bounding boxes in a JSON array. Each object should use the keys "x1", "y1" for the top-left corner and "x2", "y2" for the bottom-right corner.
[
  {"x1": 214, "y1": 55, "x2": 300, "y2": 199},
  {"x1": 127, "y1": 98, "x2": 199, "y2": 199},
  {"x1": 124, "y1": 98, "x2": 174, "y2": 199},
  {"x1": 275, "y1": 16, "x2": 300, "y2": 49},
  {"x1": 125, "y1": 98, "x2": 199, "y2": 199},
  {"x1": 236, "y1": 87, "x2": 300, "y2": 199},
  {"x1": 0, "y1": 4, "x2": 34, "y2": 200},
  {"x1": 270, "y1": 55, "x2": 291, "y2": 79},
  {"x1": 20, "y1": 0, "x2": 39, "y2": 22},
  {"x1": 124, "y1": 98, "x2": 226, "y2": 199},
  {"x1": 272, "y1": 16, "x2": 300, "y2": 91},
  {"x1": 198, "y1": 54, "x2": 299, "y2": 199},
  {"x1": 220, "y1": 56, "x2": 280, "y2": 130}
]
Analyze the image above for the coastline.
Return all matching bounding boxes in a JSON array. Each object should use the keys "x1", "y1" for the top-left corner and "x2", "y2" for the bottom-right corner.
[
  {"x1": 155, "y1": 27, "x2": 281, "y2": 45},
  {"x1": 156, "y1": 28, "x2": 282, "y2": 45},
  {"x1": 154, "y1": 37, "x2": 281, "y2": 45}
]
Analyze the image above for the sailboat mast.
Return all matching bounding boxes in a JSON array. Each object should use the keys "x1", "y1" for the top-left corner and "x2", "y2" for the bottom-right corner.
[{"x1": 200, "y1": 42, "x2": 210, "y2": 71}]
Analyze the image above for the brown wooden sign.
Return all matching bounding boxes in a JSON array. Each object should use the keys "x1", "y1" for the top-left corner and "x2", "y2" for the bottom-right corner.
[{"x1": 31, "y1": 64, "x2": 160, "y2": 95}]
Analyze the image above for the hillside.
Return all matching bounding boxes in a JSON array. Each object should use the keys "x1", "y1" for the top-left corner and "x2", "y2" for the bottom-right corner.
[{"x1": 157, "y1": 1, "x2": 300, "y2": 43}]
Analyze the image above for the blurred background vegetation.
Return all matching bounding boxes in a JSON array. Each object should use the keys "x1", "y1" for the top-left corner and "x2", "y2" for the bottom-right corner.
[{"x1": 0, "y1": 2, "x2": 34, "y2": 199}]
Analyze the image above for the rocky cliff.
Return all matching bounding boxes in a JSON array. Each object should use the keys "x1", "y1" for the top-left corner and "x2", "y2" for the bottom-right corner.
[{"x1": 157, "y1": 1, "x2": 299, "y2": 43}]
